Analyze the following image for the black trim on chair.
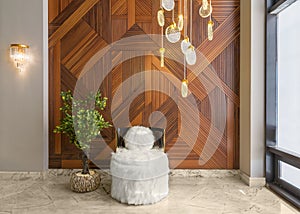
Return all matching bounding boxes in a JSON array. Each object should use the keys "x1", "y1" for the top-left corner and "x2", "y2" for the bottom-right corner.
[{"x1": 115, "y1": 127, "x2": 165, "y2": 151}]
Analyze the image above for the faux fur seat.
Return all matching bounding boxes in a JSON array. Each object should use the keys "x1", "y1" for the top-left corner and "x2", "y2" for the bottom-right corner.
[{"x1": 110, "y1": 126, "x2": 169, "y2": 205}]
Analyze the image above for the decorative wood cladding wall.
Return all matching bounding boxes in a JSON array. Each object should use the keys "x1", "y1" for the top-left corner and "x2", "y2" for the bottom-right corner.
[{"x1": 49, "y1": 0, "x2": 240, "y2": 169}]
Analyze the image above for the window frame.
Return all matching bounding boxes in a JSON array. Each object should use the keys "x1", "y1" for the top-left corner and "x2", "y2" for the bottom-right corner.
[{"x1": 266, "y1": 0, "x2": 300, "y2": 209}]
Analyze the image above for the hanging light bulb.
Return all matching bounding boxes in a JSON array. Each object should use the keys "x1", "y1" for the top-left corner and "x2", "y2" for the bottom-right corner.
[
  {"x1": 157, "y1": 9, "x2": 165, "y2": 27},
  {"x1": 199, "y1": 0, "x2": 212, "y2": 18},
  {"x1": 165, "y1": 23, "x2": 181, "y2": 43},
  {"x1": 178, "y1": 14, "x2": 184, "y2": 31},
  {"x1": 181, "y1": 79, "x2": 188, "y2": 97},
  {"x1": 185, "y1": 45, "x2": 196, "y2": 65},
  {"x1": 160, "y1": 47, "x2": 165, "y2": 67},
  {"x1": 162, "y1": 0, "x2": 175, "y2": 11},
  {"x1": 181, "y1": 37, "x2": 191, "y2": 54},
  {"x1": 208, "y1": 20, "x2": 214, "y2": 41}
]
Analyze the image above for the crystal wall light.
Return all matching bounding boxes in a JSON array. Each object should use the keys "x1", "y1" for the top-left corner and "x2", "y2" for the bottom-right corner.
[{"x1": 10, "y1": 44, "x2": 29, "y2": 72}]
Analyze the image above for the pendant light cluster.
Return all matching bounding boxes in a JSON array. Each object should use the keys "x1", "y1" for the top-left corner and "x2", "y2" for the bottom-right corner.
[
  {"x1": 157, "y1": 0, "x2": 197, "y2": 67},
  {"x1": 157, "y1": 0, "x2": 214, "y2": 97}
]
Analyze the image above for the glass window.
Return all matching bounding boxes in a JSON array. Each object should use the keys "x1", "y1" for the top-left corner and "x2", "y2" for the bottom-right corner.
[
  {"x1": 279, "y1": 161, "x2": 300, "y2": 189},
  {"x1": 277, "y1": 1, "x2": 300, "y2": 155},
  {"x1": 267, "y1": 0, "x2": 300, "y2": 208}
]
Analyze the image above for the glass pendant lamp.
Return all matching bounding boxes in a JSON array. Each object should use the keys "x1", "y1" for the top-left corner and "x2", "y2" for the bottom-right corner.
[
  {"x1": 199, "y1": 0, "x2": 212, "y2": 18},
  {"x1": 160, "y1": 47, "x2": 165, "y2": 67},
  {"x1": 165, "y1": 23, "x2": 181, "y2": 43},
  {"x1": 185, "y1": 45, "x2": 196, "y2": 65},
  {"x1": 208, "y1": 19, "x2": 214, "y2": 41},
  {"x1": 185, "y1": 0, "x2": 196, "y2": 65},
  {"x1": 178, "y1": 14, "x2": 184, "y2": 31},
  {"x1": 157, "y1": 9, "x2": 165, "y2": 27},
  {"x1": 181, "y1": 36, "x2": 191, "y2": 54},
  {"x1": 166, "y1": 9, "x2": 181, "y2": 43},
  {"x1": 162, "y1": 0, "x2": 175, "y2": 11},
  {"x1": 181, "y1": 79, "x2": 188, "y2": 98}
]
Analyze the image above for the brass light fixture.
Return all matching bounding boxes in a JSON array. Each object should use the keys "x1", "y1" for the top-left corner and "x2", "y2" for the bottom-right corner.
[{"x1": 10, "y1": 44, "x2": 29, "y2": 72}]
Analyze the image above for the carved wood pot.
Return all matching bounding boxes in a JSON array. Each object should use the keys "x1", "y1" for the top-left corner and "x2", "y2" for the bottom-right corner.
[{"x1": 70, "y1": 170, "x2": 100, "y2": 193}]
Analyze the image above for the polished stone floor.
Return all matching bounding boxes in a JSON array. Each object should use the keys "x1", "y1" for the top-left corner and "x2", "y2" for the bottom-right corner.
[{"x1": 0, "y1": 171, "x2": 299, "y2": 214}]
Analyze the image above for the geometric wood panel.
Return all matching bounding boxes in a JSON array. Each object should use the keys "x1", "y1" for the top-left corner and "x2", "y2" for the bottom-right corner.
[{"x1": 49, "y1": 0, "x2": 240, "y2": 169}]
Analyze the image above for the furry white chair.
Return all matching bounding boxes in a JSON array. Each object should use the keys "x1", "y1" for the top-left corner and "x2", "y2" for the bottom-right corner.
[{"x1": 110, "y1": 126, "x2": 169, "y2": 205}]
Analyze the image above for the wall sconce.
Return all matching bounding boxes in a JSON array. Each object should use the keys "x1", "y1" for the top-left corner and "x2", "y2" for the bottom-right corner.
[{"x1": 10, "y1": 44, "x2": 29, "y2": 72}]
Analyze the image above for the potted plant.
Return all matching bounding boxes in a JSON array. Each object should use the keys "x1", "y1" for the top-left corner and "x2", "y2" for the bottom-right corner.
[{"x1": 54, "y1": 90, "x2": 111, "y2": 193}]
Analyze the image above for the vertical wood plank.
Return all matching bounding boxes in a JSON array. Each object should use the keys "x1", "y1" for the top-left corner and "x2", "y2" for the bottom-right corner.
[
  {"x1": 102, "y1": 0, "x2": 112, "y2": 43},
  {"x1": 152, "y1": 0, "x2": 160, "y2": 34},
  {"x1": 53, "y1": 40, "x2": 61, "y2": 155},
  {"x1": 49, "y1": 0, "x2": 59, "y2": 23},
  {"x1": 144, "y1": 55, "x2": 152, "y2": 125},
  {"x1": 127, "y1": 0, "x2": 136, "y2": 29},
  {"x1": 234, "y1": 105, "x2": 240, "y2": 169},
  {"x1": 227, "y1": 98, "x2": 234, "y2": 168}
]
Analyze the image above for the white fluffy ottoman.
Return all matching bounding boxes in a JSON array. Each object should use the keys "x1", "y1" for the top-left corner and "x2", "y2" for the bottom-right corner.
[{"x1": 110, "y1": 149, "x2": 169, "y2": 205}]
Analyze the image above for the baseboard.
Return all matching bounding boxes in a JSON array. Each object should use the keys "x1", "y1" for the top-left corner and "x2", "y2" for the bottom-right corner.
[
  {"x1": 239, "y1": 170, "x2": 266, "y2": 187},
  {"x1": 169, "y1": 169, "x2": 239, "y2": 177}
]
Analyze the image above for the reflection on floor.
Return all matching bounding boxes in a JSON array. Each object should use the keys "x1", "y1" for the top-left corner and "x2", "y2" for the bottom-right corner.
[{"x1": 0, "y1": 170, "x2": 298, "y2": 214}]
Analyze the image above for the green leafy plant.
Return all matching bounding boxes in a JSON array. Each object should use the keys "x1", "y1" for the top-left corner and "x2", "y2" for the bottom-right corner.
[{"x1": 54, "y1": 90, "x2": 111, "y2": 174}]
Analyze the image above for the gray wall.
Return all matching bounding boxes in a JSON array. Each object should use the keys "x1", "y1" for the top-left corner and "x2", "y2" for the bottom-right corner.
[
  {"x1": 0, "y1": 0, "x2": 48, "y2": 171},
  {"x1": 0, "y1": 0, "x2": 265, "y2": 174},
  {"x1": 240, "y1": 0, "x2": 265, "y2": 178}
]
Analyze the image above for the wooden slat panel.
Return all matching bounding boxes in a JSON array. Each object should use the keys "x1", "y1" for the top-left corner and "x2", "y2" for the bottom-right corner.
[
  {"x1": 48, "y1": 0, "x2": 59, "y2": 23},
  {"x1": 112, "y1": 0, "x2": 127, "y2": 15},
  {"x1": 49, "y1": 0, "x2": 240, "y2": 170},
  {"x1": 61, "y1": 20, "x2": 96, "y2": 60},
  {"x1": 49, "y1": 0, "x2": 85, "y2": 36},
  {"x1": 136, "y1": 0, "x2": 152, "y2": 16},
  {"x1": 49, "y1": 0, "x2": 100, "y2": 47}
]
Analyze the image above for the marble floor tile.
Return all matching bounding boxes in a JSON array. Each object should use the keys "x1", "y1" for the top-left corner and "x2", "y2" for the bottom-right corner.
[{"x1": 0, "y1": 172, "x2": 298, "y2": 214}]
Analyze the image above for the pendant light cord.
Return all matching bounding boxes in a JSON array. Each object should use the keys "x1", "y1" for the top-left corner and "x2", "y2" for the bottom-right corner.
[
  {"x1": 190, "y1": 0, "x2": 193, "y2": 43},
  {"x1": 209, "y1": 0, "x2": 212, "y2": 21},
  {"x1": 180, "y1": 0, "x2": 182, "y2": 15},
  {"x1": 172, "y1": 9, "x2": 175, "y2": 23},
  {"x1": 184, "y1": 0, "x2": 187, "y2": 37},
  {"x1": 184, "y1": 0, "x2": 188, "y2": 79},
  {"x1": 160, "y1": 0, "x2": 163, "y2": 48},
  {"x1": 161, "y1": 27, "x2": 164, "y2": 48}
]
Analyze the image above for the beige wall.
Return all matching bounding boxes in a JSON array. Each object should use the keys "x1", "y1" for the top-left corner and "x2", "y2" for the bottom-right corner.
[
  {"x1": 240, "y1": 0, "x2": 265, "y2": 178},
  {"x1": 0, "y1": 0, "x2": 48, "y2": 171}
]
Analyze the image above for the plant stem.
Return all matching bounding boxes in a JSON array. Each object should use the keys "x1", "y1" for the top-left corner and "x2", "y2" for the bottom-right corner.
[{"x1": 82, "y1": 152, "x2": 90, "y2": 174}]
